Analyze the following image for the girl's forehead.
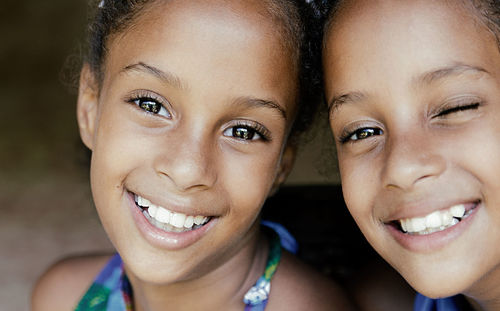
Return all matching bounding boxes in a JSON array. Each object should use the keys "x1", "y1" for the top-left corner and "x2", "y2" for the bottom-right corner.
[
  {"x1": 101, "y1": 0, "x2": 298, "y2": 118},
  {"x1": 324, "y1": 0, "x2": 499, "y2": 85},
  {"x1": 328, "y1": 0, "x2": 474, "y2": 38},
  {"x1": 131, "y1": 0, "x2": 280, "y2": 35}
]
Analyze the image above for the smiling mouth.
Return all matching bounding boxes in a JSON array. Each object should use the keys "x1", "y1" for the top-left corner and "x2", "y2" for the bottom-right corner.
[
  {"x1": 391, "y1": 201, "x2": 479, "y2": 235},
  {"x1": 134, "y1": 194, "x2": 211, "y2": 233}
]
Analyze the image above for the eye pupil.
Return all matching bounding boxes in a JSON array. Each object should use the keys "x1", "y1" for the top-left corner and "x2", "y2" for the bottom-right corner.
[
  {"x1": 234, "y1": 127, "x2": 254, "y2": 140},
  {"x1": 359, "y1": 129, "x2": 373, "y2": 139},
  {"x1": 139, "y1": 100, "x2": 160, "y2": 114},
  {"x1": 351, "y1": 128, "x2": 382, "y2": 141}
]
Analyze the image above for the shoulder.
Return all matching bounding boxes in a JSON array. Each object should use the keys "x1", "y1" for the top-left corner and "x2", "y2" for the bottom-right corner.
[
  {"x1": 31, "y1": 253, "x2": 113, "y2": 311},
  {"x1": 267, "y1": 250, "x2": 355, "y2": 311}
]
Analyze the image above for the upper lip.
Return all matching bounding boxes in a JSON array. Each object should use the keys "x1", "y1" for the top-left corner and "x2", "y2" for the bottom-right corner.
[
  {"x1": 130, "y1": 190, "x2": 217, "y2": 217},
  {"x1": 380, "y1": 198, "x2": 480, "y2": 223}
]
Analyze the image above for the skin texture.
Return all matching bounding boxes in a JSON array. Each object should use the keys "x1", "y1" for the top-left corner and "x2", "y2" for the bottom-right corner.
[
  {"x1": 32, "y1": 0, "x2": 353, "y2": 310},
  {"x1": 324, "y1": 0, "x2": 500, "y2": 309}
]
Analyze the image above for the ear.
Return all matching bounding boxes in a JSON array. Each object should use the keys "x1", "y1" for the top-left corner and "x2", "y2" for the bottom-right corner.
[
  {"x1": 270, "y1": 143, "x2": 296, "y2": 196},
  {"x1": 77, "y1": 64, "x2": 99, "y2": 150}
]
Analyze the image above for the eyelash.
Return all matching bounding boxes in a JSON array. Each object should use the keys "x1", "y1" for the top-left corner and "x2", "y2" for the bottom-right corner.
[
  {"x1": 339, "y1": 127, "x2": 383, "y2": 144},
  {"x1": 126, "y1": 91, "x2": 171, "y2": 118},
  {"x1": 224, "y1": 121, "x2": 271, "y2": 142},
  {"x1": 339, "y1": 101, "x2": 481, "y2": 144},
  {"x1": 434, "y1": 102, "x2": 480, "y2": 118}
]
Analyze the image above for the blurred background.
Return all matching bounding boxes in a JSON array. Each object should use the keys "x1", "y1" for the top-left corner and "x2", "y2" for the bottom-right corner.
[{"x1": 0, "y1": 1, "x2": 340, "y2": 309}]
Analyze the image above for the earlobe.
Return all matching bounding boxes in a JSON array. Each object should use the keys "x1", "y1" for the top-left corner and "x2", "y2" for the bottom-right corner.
[
  {"x1": 77, "y1": 64, "x2": 99, "y2": 150},
  {"x1": 270, "y1": 144, "x2": 296, "y2": 196}
]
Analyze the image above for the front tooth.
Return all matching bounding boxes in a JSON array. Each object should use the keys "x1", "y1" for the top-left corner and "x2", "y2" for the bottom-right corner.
[
  {"x1": 202, "y1": 217, "x2": 209, "y2": 224},
  {"x1": 411, "y1": 217, "x2": 426, "y2": 232},
  {"x1": 450, "y1": 204, "x2": 466, "y2": 218},
  {"x1": 148, "y1": 205, "x2": 158, "y2": 218},
  {"x1": 156, "y1": 206, "x2": 171, "y2": 223},
  {"x1": 171, "y1": 213, "x2": 186, "y2": 228},
  {"x1": 425, "y1": 211, "x2": 442, "y2": 228},
  {"x1": 404, "y1": 219, "x2": 414, "y2": 232},
  {"x1": 441, "y1": 211, "x2": 453, "y2": 226},
  {"x1": 194, "y1": 215, "x2": 205, "y2": 225},
  {"x1": 184, "y1": 216, "x2": 194, "y2": 228}
]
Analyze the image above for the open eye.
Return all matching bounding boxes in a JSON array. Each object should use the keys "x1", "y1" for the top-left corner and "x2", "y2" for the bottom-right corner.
[
  {"x1": 341, "y1": 127, "x2": 383, "y2": 143},
  {"x1": 223, "y1": 121, "x2": 270, "y2": 142},
  {"x1": 224, "y1": 126, "x2": 261, "y2": 141},
  {"x1": 133, "y1": 97, "x2": 171, "y2": 118}
]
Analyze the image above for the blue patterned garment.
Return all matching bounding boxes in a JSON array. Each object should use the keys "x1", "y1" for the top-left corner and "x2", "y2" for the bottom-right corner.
[
  {"x1": 75, "y1": 222, "x2": 297, "y2": 311},
  {"x1": 414, "y1": 293, "x2": 474, "y2": 311}
]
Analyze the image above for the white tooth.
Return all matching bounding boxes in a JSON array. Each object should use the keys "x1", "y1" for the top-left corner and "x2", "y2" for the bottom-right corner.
[
  {"x1": 148, "y1": 205, "x2": 158, "y2": 218},
  {"x1": 450, "y1": 204, "x2": 466, "y2": 218},
  {"x1": 194, "y1": 215, "x2": 205, "y2": 225},
  {"x1": 184, "y1": 216, "x2": 194, "y2": 228},
  {"x1": 400, "y1": 219, "x2": 407, "y2": 232},
  {"x1": 411, "y1": 217, "x2": 426, "y2": 232},
  {"x1": 202, "y1": 217, "x2": 209, "y2": 224},
  {"x1": 451, "y1": 218, "x2": 459, "y2": 226},
  {"x1": 441, "y1": 211, "x2": 453, "y2": 226},
  {"x1": 404, "y1": 219, "x2": 413, "y2": 232},
  {"x1": 135, "y1": 194, "x2": 139, "y2": 203},
  {"x1": 173, "y1": 226, "x2": 184, "y2": 233},
  {"x1": 163, "y1": 223, "x2": 174, "y2": 231},
  {"x1": 171, "y1": 213, "x2": 186, "y2": 228},
  {"x1": 155, "y1": 206, "x2": 171, "y2": 224},
  {"x1": 137, "y1": 196, "x2": 143, "y2": 206},
  {"x1": 142, "y1": 197, "x2": 152, "y2": 207},
  {"x1": 425, "y1": 211, "x2": 442, "y2": 228}
]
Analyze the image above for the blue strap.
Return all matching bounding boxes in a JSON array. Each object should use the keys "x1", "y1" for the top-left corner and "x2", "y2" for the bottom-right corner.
[
  {"x1": 414, "y1": 293, "x2": 463, "y2": 311},
  {"x1": 260, "y1": 220, "x2": 299, "y2": 254}
]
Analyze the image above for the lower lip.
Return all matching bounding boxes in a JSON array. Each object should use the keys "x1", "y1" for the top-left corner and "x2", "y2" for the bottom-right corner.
[
  {"x1": 126, "y1": 192, "x2": 216, "y2": 251},
  {"x1": 386, "y1": 204, "x2": 480, "y2": 253}
]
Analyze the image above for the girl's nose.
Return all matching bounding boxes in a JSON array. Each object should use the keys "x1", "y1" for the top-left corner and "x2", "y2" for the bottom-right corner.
[
  {"x1": 154, "y1": 132, "x2": 217, "y2": 192},
  {"x1": 381, "y1": 131, "x2": 446, "y2": 191}
]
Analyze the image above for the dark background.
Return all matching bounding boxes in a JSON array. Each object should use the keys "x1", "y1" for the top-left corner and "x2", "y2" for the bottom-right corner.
[{"x1": 0, "y1": 1, "x2": 344, "y2": 309}]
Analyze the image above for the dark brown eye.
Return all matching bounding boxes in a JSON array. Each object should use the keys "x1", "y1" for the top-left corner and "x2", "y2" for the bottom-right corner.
[
  {"x1": 234, "y1": 127, "x2": 254, "y2": 140},
  {"x1": 342, "y1": 127, "x2": 383, "y2": 143},
  {"x1": 223, "y1": 126, "x2": 261, "y2": 141},
  {"x1": 139, "y1": 100, "x2": 160, "y2": 113},
  {"x1": 134, "y1": 98, "x2": 171, "y2": 118}
]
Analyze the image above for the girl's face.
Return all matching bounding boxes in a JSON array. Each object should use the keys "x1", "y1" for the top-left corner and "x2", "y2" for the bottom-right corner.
[
  {"x1": 78, "y1": 0, "x2": 297, "y2": 284},
  {"x1": 325, "y1": 0, "x2": 500, "y2": 299}
]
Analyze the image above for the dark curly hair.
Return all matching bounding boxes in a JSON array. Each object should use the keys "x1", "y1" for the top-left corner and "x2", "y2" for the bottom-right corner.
[{"x1": 82, "y1": 0, "x2": 322, "y2": 145}]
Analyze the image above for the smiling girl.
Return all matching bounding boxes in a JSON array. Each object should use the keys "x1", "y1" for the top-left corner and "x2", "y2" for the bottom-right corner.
[
  {"x1": 322, "y1": 0, "x2": 500, "y2": 310},
  {"x1": 30, "y1": 0, "x2": 352, "y2": 310}
]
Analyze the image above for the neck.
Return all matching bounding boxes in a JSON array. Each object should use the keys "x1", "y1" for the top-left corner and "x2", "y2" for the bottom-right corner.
[
  {"x1": 126, "y1": 225, "x2": 268, "y2": 311},
  {"x1": 464, "y1": 265, "x2": 500, "y2": 311}
]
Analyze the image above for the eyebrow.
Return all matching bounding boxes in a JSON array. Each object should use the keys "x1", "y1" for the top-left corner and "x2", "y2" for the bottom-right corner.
[
  {"x1": 417, "y1": 64, "x2": 489, "y2": 85},
  {"x1": 233, "y1": 96, "x2": 287, "y2": 120},
  {"x1": 121, "y1": 62, "x2": 185, "y2": 89},
  {"x1": 121, "y1": 62, "x2": 286, "y2": 119},
  {"x1": 327, "y1": 64, "x2": 489, "y2": 117},
  {"x1": 328, "y1": 91, "x2": 365, "y2": 117}
]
